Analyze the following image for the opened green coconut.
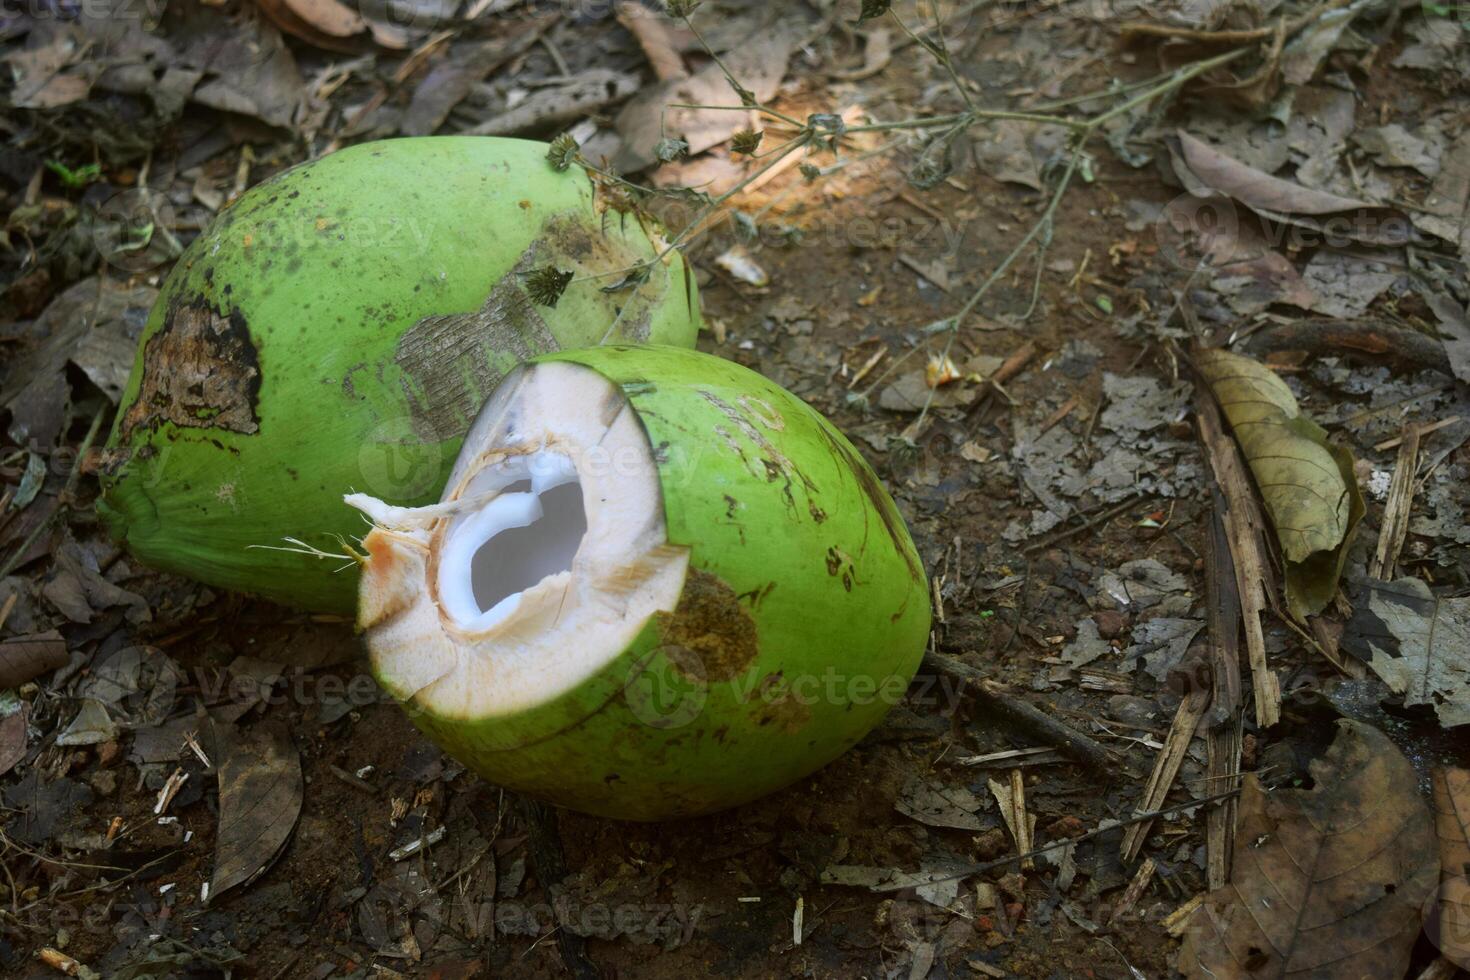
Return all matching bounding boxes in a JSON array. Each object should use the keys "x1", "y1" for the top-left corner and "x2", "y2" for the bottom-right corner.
[
  {"x1": 349, "y1": 345, "x2": 931, "y2": 820},
  {"x1": 99, "y1": 136, "x2": 700, "y2": 614}
]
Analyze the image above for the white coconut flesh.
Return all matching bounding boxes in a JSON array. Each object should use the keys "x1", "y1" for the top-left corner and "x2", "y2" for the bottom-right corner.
[{"x1": 346, "y1": 361, "x2": 689, "y2": 721}]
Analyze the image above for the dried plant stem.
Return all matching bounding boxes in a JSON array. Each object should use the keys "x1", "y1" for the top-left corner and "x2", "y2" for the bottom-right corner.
[{"x1": 906, "y1": 46, "x2": 1250, "y2": 436}]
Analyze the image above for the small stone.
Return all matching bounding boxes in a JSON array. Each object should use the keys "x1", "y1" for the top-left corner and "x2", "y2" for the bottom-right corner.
[
  {"x1": 87, "y1": 770, "x2": 117, "y2": 797},
  {"x1": 1093, "y1": 609, "x2": 1129, "y2": 639},
  {"x1": 998, "y1": 873, "x2": 1026, "y2": 903},
  {"x1": 972, "y1": 828, "x2": 1009, "y2": 860},
  {"x1": 94, "y1": 740, "x2": 121, "y2": 767},
  {"x1": 1044, "y1": 815, "x2": 1086, "y2": 839}
]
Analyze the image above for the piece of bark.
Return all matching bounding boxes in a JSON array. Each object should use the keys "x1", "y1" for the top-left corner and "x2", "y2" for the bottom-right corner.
[
  {"x1": 1194, "y1": 375, "x2": 1281, "y2": 728},
  {"x1": 520, "y1": 798, "x2": 599, "y2": 980},
  {"x1": 1111, "y1": 857, "x2": 1157, "y2": 923},
  {"x1": 1249, "y1": 319, "x2": 1454, "y2": 378}
]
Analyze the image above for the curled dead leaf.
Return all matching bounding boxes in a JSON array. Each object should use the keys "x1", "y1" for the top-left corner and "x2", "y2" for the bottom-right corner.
[
  {"x1": 254, "y1": 0, "x2": 366, "y2": 52},
  {"x1": 1195, "y1": 347, "x2": 1362, "y2": 619},
  {"x1": 1169, "y1": 131, "x2": 1416, "y2": 249}
]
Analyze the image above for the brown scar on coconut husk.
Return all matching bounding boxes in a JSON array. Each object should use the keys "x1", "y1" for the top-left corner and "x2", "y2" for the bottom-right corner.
[
  {"x1": 120, "y1": 299, "x2": 262, "y2": 440},
  {"x1": 658, "y1": 568, "x2": 760, "y2": 683}
]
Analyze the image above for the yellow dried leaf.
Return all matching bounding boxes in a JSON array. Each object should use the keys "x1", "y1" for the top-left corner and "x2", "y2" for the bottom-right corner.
[{"x1": 1196, "y1": 347, "x2": 1363, "y2": 619}]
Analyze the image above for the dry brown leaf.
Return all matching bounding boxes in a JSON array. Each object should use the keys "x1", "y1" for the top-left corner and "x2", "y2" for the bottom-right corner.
[
  {"x1": 400, "y1": 15, "x2": 555, "y2": 137},
  {"x1": 831, "y1": 26, "x2": 893, "y2": 81},
  {"x1": 0, "y1": 631, "x2": 68, "y2": 690},
  {"x1": 5, "y1": 25, "x2": 93, "y2": 110},
  {"x1": 1178, "y1": 720, "x2": 1438, "y2": 979},
  {"x1": 1430, "y1": 768, "x2": 1470, "y2": 969},
  {"x1": 0, "y1": 703, "x2": 30, "y2": 779},
  {"x1": 613, "y1": 16, "x2": 796, "y2": 173},
  {"x1": 1195, "y1": 347, "x2": 1363, "y2": 620},
  {"x1": 1170, "y1": 131, "x2": 1415, "y2": 248},
  {"x1": 255, "y1": 0, "x2": 366, "y2": 51},
  {"x1": 208, "y1": 719, "x2": 303, "y2": 903}
]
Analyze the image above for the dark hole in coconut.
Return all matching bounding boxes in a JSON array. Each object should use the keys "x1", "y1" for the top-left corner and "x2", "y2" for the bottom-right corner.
[{"x1": 469, "y1": 479, "x2": 587, "y2": 613}]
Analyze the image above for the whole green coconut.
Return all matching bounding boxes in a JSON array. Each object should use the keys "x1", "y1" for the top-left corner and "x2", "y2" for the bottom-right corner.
[
  {"x1": 349, "y1": 345, "x2": 931, "y2": 820},
  {"x1": 99, "y1": 137, "x2": 701, "y2": 614}
]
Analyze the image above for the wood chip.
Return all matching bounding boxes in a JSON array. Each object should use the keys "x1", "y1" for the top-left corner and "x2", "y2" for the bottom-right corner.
[
  {"x1": 1164, "y1": 893, "x2": 1205, "y2": 937},
  {"x1": 989, "y1": 770, "x2": 1035, "y2": 870},
  {"x1": 1369, "y1": 423, "x2": 1421, "y2": 580},
  {"x1": 1111, "y1": 856, "x2": 1157, "y2": 923}
]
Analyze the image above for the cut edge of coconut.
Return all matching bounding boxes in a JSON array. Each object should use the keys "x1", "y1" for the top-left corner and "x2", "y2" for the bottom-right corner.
[{"x1": 347, "y1": 360, "x2": 689, "y2": 721}]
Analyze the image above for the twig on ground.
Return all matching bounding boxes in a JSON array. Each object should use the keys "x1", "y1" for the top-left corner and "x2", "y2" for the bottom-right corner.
[
  {"x1": 1111, "y1": 857, "x2": 1158, "y2": 922},
  {"x1": 988, "y1": 769, "x2": 1035, "y2": 870},
  {"x1": 1020, "y1": 492, "x2": 1145, "y2": 555},
  {"x1": 858, "y1": 789, "x2": 1242, "y2": 891},
  {"x1": 923, "y1": 651, "x2": 1117, "y2": 772}
]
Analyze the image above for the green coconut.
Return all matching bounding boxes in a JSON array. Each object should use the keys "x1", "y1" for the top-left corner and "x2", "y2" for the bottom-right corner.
[
  {"x1": 98, "y1": 136, "x2": 700, "y2": 614},
  {"x1": 348, "y1": 345, "x2": 931, "y2": 820}
]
